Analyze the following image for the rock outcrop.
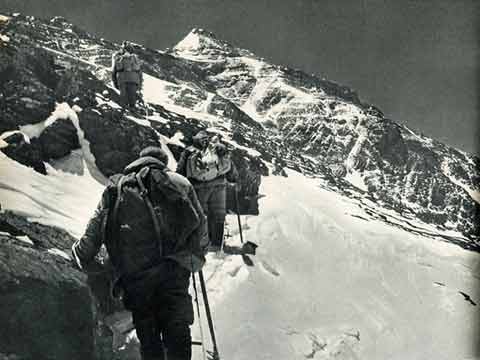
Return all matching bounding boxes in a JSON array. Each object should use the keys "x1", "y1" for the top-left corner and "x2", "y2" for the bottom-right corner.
[
  {"x1": 1, "y1": 132, "x2": 46, "y2": 174},
  {"x1": 39, "y1": 118, "x2": 80, "y2": 160},
  {"x1": 0, "y1": 234, "x2": 102, "y2": 360}
]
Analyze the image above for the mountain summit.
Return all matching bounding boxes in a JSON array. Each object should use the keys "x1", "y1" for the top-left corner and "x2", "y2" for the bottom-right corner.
[{"x1": 174, "y1": 27, "x2": 237, "y2": 54}]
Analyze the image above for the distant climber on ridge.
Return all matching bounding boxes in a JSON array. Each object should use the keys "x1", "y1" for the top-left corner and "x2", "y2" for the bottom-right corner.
[
  {"x1": 177, "y1": 131, "x2": 239, "y2": 251},
  {"x1": 112, "y1": 41, "x2": 143, "y2": 109},
  {"x1": 72, "y1": 146, "x2": 208, "y2": 360}
]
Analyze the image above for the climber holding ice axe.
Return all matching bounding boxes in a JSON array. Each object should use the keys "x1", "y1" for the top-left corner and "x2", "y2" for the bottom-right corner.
[{"x1": 176, "y1": 131, "x2": 257, "y2": 255}]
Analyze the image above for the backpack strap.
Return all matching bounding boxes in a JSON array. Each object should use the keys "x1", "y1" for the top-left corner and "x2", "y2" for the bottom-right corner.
[
  {"x1": 135, "y1": 167, "x2": 163, "y2": 257},
  {"x1": 111, "y1": 175, "x2": 125, "y2": 229}
]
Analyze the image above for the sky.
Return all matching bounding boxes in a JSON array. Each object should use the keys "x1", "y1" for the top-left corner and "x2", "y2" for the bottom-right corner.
[{"x1": 2, "y1": 0, "x2": 479, "y2": 154}]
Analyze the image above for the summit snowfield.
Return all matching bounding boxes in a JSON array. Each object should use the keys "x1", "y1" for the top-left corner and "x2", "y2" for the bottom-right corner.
[{"x1": 0, "y1": 14, "x2": 479, "y2": 360}]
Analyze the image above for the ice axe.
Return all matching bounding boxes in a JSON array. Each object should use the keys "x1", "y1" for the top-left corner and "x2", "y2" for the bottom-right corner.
[{"x1": 234, "y1": 187, "x2": 258, "y2": 255}]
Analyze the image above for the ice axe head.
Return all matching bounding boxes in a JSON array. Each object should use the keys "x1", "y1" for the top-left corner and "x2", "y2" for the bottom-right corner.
[
  {"x1": 242, "y1": 241, "x2": 258, "y2": 255},
  {"x1": 207, "y1": 350, "x2": 221, "y2": 360}
]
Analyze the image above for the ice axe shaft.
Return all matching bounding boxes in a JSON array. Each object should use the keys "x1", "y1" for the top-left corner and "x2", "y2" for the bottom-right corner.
[
  {"x1": 234, "y1": 188, "x2": 258, "y2": 255},
  {"x1": 199, "y1": 270, "x2": 220, "y2": 360}
]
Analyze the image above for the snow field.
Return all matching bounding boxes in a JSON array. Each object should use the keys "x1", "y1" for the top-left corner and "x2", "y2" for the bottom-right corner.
[
  {"x1": 0, "y1": 151, "x2": 103, "y2": 238},
  {"x1": 197, "y1": 170, "x2": 479, "y2": 360}
]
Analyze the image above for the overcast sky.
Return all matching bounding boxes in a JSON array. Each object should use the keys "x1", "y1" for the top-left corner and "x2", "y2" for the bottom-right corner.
[{"x1": 2, "y1": 0, "x2": 478, "y2": 154}]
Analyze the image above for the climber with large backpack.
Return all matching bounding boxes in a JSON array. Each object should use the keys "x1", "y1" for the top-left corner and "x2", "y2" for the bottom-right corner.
[
  {"x1": 176, "y1": 131, "x2": 239, "y2": 252},
  {"x1": 112, "y1": 41, "x2": 143, "y2": 109},
  {"x1": 72, "y1": 146, "x2": 208, "y2": 360}
]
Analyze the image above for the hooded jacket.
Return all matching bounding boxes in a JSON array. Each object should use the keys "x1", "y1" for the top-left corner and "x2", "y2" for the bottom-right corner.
[{"x1": 176, "y1": 135, "x2": 238, "y2": 187}]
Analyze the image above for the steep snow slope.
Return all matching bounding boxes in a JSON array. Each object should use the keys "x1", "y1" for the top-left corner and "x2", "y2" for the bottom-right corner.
[
  {"x1": 201, "y1": 170, "x2": 480, "y2": 360},
  {"x1": 1, "y1": 150, "x2": 477, "y2": 359},
  {"x1": 0, "y1": 152, "x2": 103, "y2": 238}
]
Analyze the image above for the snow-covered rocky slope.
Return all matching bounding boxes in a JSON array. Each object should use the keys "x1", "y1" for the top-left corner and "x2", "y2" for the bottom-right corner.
[
  {"x1": 0, "y1": 13, "x2": 479, "y2": 360},
  {"x1": 2, "y1": 15, "x2": 479, "y2": 239},
  {"x1": 171, "y1": 28, "x2": 480, "y2": 240}
]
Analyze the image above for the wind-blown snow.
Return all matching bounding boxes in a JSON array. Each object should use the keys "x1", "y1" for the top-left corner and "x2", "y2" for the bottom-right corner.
[{"x1": 194, "y1": 170, "x2": 480, "y2": 360}]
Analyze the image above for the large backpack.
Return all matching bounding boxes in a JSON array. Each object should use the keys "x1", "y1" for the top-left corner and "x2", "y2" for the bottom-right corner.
[
  {"x1": 116, "y1": 52, "x2": 140, "y2": 72},
  {"x1": 105, "y1": 166, "x2": 200, "y2": 279}
]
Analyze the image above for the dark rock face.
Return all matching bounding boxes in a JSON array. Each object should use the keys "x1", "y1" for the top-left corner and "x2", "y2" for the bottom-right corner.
[
  {"x1": 0, "y1": 14, "x2": 118, "y2": 116},
  {"x1": 39, "y1": 118, "x2": 80, "y2": 160},
  {"x1": 369, "y1": 119, "x2": 408, "y2": 168},
  {"x1": 0, "y1": 211, "x2": 77, "y2": 250},
  {"x1": 0, "y1": 37, "x2": 56, "y2": 134},
  {"x1": 1, "y1": 132, "x2": 46, "y2": 174},
  {"x1": 79, "y1": 108, "x2": 160, "y2": 176},
  {"x1": 0, "y1": 235, "x2": 99, "y2": 360},
  {"x1": 0, "y1": 211, "x2": 121, "y2": 359}
]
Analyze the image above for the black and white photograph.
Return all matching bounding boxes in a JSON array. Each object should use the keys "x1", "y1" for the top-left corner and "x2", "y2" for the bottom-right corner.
[{"x1": 0, "y1": 1, "x2": 478, "y2": 359}]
